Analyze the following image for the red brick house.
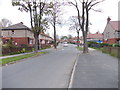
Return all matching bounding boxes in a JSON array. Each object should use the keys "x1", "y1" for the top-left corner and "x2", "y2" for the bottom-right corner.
[
  {"x1": 68, "y1": 37, "x2": 83, "y2": 44},
  {"x1": 2, "y1": 22, "x2": 53, "y2": 47},
  {"x1": 103, "y1": 17, "x2": 120, "y2": 44},
  {"x1": 59, "y1": 37, "x2": 83, "y2": 44},
  {"x1": 2, "y1": 22, "x2": 34, "y2": 47},
  {"x1": 87, "y1": 31, "x2": 103, "y2": 43},
  {"x1": 39, "y1": 33, "x2": 53, "y2": 45}
]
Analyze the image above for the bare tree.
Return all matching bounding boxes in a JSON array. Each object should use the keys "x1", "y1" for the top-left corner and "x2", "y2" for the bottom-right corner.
[
  {"x1": 46, "y1": 0, "x2": 63, "y2": 49},
  {"x1": 12, "y1": 0, "x2": 49, "y2": 53},
  {"x1": 69, "y1": 16, "x2": 81, "y2": 47},
  {"x1": 0, "y1": 18, "x2": 12, "y2": 28},
  {"x1": 68, "y1": 0, "x2": 104, "y2": 53}
]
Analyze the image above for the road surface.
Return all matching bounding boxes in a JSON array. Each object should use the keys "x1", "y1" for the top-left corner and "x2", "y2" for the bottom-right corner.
[{"x1": 2, "y1": 44, "x2": 79, "y2": 88}]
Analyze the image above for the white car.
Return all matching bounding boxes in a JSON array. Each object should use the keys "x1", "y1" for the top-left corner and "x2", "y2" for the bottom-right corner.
[{"x1": 63, "y1": 43, "x2": 68, "y2": 47}]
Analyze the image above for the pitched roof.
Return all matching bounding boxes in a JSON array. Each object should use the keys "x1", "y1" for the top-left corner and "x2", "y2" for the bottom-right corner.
[
  {"x1": 40, "y1": 33, "x2": 53, "y2": 40},
  {"x1": 87, "y1": 33, "x2": 103, "y2": 39},
  {"x1": 2, "y1": 22, "x2": 31, "y2": 30},
  {"x1": 109, "y1": 21, "x2": 120, "y2": 31}
]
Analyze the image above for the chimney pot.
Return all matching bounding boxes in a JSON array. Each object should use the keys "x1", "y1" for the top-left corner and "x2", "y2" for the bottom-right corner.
[
  {"x1": 107, "y1": 17, "x2": 111, "y2": 23},
  {"x1": 20, "y1": 22, "x2": 23, "y2": 24}
]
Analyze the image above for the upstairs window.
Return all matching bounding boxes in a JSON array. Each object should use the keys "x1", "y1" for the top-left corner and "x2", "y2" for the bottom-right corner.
[
  {"x1": 118, "y1": 31, "x2": 120, "y2": 35},
  {"x1": 117, "y1": 31, "x2": 120, "y2": 37},
  {"x1": 106, "y1": 32, "x2": 110, "y2": 38},
  {"x1": 12, "y1": 30, "x2": 15, "y2": 34}
]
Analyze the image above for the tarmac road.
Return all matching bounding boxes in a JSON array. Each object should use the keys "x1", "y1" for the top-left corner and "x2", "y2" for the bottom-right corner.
[{"x1": 2, "y1": 44, "x2": 80, "y2": 88}]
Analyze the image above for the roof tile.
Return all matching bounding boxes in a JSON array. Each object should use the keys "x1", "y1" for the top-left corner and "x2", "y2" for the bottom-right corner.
[{"x1": 109, "y1": 21, "x2": 120, "y2": 31}]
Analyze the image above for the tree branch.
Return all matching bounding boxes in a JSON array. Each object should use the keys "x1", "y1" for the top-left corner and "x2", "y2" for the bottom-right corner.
[{"x1": 88, "y1": 0, "x2": 105, "y2": 11}]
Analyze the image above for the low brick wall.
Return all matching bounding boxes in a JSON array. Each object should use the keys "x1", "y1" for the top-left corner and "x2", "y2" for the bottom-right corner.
[{"x1": 102, "y1": 47, "x2": 120, "y2": 58}]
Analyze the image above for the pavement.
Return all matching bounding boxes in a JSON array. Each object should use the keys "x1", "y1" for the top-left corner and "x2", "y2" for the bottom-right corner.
[
  {"x1": 71, "y1": 48, "x2": 118, "y2": 88},
  {"x1": 0, "y1": 47, "x2": 56, "y2": 59},
  {"x1": 2, "y1": 44, "x2": 80, "y2": 88}
]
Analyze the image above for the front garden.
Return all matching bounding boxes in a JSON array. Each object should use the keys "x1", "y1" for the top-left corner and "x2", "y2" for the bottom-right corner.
[
  {"x1": 88, "y1": 41, "x2": 120, "y2": 58},
  {"x1": 2, "y1": 40, "x2": 52, "y2": 56}
]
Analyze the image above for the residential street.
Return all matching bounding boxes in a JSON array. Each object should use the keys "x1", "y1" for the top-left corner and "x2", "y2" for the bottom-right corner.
[
  {"x1": 2, "y1": 44, "x2": 80, "y2": 88},
  {"x1": 2, "y1": 44, "x2": 119, "y2": 88},
  {"x1": 71, "y1": 48, "x2": 118, "y2": 88}
]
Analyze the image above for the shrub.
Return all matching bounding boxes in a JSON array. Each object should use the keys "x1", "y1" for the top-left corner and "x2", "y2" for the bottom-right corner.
[
  {"x1": 3, "y1": 40, "x2": 16, "y2": 48},
  {"x1": 21, "y1": 44, "x2": 27, "y2": 48},
  {"x1": 112, "y1": 43, "x2": 120, "y2": 47},
  {"x1": 20, "y1": 48, "x2": 26, "y2": 53}
]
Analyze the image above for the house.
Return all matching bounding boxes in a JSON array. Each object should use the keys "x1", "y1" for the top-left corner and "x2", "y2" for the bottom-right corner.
[
  {"x1": 0, "y1": 29, "x2": 2, "y2": 45},
  {"x1": 2, "y1": 22, "x2": 53, "y2": 47},
  {"x1": 87, "y1": 31, "x2": 103, "y2": 43},
  {"x1": 103, "y1": 17, "x2": 120, "y2": 44},
  {"x1": 39, "y1": 33, "x2": 54, "y2": 45},
  {"x1": 2, "y1": 22, "x2": 34, "y2": 47},
  {"x1": 62, "y1": 37, "x2": 83, "y2": 44}
]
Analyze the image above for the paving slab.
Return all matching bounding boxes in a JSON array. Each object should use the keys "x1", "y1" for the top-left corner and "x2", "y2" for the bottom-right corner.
[{"x1": 72, "y1": 49, "x2": 118, "y2": 88}]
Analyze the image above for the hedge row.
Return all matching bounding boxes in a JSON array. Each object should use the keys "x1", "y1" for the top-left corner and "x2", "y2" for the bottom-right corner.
[{"x1": 88, "y1": 41, "x2": 120, "y2": 48}]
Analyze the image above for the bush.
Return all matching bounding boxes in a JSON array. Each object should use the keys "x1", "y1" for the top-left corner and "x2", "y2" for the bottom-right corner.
[
  {"x1": 100, "y1": 43, "x2": 109, "y2": 47},
  {"x1": 112, "y1": 43, "x2": 120, "y2": 47},
  {"x1": 88, "y1": 41, "x2": 101, "y2": 48},
  {"x1": 20, "y1": 48, "x2": 26, "y2": 53},
  {"x1": 21, "y1": 44, "x2": 27, "y2": 48},
  {"x1": 3, "y1": 40, "x2": 16, "y2": 48}
]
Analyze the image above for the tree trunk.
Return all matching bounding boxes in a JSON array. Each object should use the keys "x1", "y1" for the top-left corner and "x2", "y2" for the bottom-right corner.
[
  {"x1": 81, "y1": 1, "x2": 88, "y2": 53},
  {"x1": 85, "y1": 4, "x2": 89, "y2": 34},
  {"x1": 53, "y1": 16, "x2": 57, "y2": 49},
  {"x1": 77, "y1": 31, "x2": 80, "y2": 47},
  {"x1": 34, "y1": 33, "x2": 39, "y2": 53},
  {"x1": 54, "y1": 24, "x2": 57, "y2": 49},
  {"x1": 82, "y1": 31, "x2": 88, "y2": 53}
]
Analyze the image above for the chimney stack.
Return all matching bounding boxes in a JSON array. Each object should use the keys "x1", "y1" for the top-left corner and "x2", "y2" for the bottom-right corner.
[
  {"x1": 20, "y1": 22, "x2": 23, "y2": 24},
  {"x1": 107, "y1": 17, "x2": 111, "y2": 23}
]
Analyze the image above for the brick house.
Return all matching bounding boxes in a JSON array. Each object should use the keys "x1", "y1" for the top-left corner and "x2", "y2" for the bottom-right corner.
[
  {"x1": 68, "y1": 37, "x2": 83, "y2": 44},
  {"x1": 59, "y1": 37, "x2": 83, "y2": 44},
  {"x1": 103, "y1": 17, "x2": 120, "y2": 44},
  {"x1": 39, "y1": 33, "x2": 53, "y2": 45},
  {"x1": 2, "y1": 22, "x2": 34, "y2": 47},
  {"x1": 2, "y1": 22, "x2": 53, "y2": 47},
  {"x1": 87, "y1": 31, "x2": 103, "y2": 43}
]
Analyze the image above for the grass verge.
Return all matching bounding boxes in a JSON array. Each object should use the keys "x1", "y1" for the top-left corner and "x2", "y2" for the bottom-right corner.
[
  {"x1": 0, "y1": 52, "x2": 47, "y2": 65},
  {"x1": 76, "y1": 46, "x2": 83, "y2": 51},
  {"x1": 89, "y1": 47, "x2": 120, "y2": 59},
  {"x1": 89, "y1": 47, "x2": 103, "y2": 51}
]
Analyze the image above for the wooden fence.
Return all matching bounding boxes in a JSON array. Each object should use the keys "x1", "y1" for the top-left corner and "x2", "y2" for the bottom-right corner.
[{"x1": 102, "y1": 47, "x2": 120, "y2": 58}]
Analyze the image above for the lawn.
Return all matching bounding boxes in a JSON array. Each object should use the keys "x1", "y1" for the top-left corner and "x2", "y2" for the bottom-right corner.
[
  {"x1": 90, "y1": 47, "x2": 103, "y2": 51},
  {"x1": 0, "y1": 52, "x2": 47, "y2": 65},
  {"x1": 76, "y1": 46, "x2": 83, "y2": 51}
]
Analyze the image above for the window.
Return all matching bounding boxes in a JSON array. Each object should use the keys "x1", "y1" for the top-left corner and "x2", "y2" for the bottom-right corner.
[
  {"x1": 4, "y1": 39, "x2": 9, "y2": 44},
  {"x1": 29, "y1": 40, "x2": 33, "y2": 44},
  {"x1": 106, "y1": 32, "x2": 110, "y2": 38},
  {"x1": 115, "y1": 31, "x2": 120, "y2": 38},
  {"x1": 12, "y1": 30, "x2": 15, "y2": 34},
  {"x1": 118, "y1": 31, "x2": 120, "y2": 36}
]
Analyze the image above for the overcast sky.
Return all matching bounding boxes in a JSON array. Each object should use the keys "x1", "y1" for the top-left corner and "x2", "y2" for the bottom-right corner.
[{"x1": 0, "y1": 0, "x2": 119, "y2": 38}]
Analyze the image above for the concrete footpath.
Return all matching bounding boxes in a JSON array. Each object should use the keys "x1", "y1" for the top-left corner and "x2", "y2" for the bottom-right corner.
[
  {"x1": 71, "y1": 48, "x2": 118, "y2": 88},
  {"x1": 0, "y1": 48, "x2": 55, "y2": 59}
]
